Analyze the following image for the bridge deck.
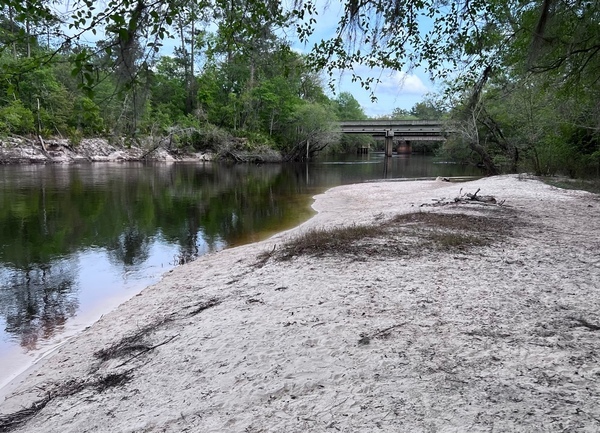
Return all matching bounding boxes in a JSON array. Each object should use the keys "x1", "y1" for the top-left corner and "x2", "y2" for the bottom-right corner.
[{"x1": 338, "y1": 120, "x2": 446, "y2": 140}]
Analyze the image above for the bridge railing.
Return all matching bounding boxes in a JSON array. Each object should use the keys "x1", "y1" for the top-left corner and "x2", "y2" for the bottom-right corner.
[{"x1": 337, "y1": 120, "x2": 447, "y2": 138}]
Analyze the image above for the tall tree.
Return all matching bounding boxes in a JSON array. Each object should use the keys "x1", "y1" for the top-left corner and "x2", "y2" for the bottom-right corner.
[{"x1": 334, "y1": 92, "x2": 367, "y2": 121}]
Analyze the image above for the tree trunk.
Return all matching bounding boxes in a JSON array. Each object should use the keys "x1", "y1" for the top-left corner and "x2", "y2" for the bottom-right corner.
[
  {"x1": 480, "y1": 109, "x2": 518, "y2": 172},
  {"x1": 463, "y1": 65, "x2": 500, "y2": 175},
  {"x1": 469, "y1": 141, "x2": 500, "y2": 175}
]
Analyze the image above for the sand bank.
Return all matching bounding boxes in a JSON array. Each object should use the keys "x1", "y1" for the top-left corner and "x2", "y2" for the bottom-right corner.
[{"x1": 1, "y1": 175, "x2": 599, "y2": 432}]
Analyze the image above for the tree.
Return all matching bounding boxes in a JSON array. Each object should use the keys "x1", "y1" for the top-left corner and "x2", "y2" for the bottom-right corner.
[
  {"x1": 332, "y1": 91, "x2": 372, "y2": 153},
  {"x1": 297, "y1": 0, "x2": 600, "y2": 174},
  {"x1": 333, "y1": 92, "x2": 366, "y2": 121},
  {"x1": 147, "y1": 56, "x2": 187, "y2": 126},
  {"x1": 410, "y1": 99, "x2": 445, "y2": 120},
  {"x1": 279, "y1": 102, "x2": 339, "y2": 160},
  {"x1": 4, "y1": 0, "x2": 599, "y2": 172},
  {"x1": 376, "y1": 107, "x2": 417, "y2": 120}
]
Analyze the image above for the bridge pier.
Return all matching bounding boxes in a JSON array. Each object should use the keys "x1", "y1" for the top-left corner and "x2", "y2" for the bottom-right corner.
[
  {"x1": 385, "y1": 130, "x2": 394, "y2": 157},
  {"x1": 397, "y1": 140, "x2": 412, "y2": 154}
]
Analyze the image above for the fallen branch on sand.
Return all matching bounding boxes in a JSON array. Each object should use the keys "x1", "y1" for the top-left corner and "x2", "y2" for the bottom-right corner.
[
  {"x1": 358, "y1": 323, "x2": 408, "y2": 345},
  {"x1": 116, "y1": 335, "x2": 179, "y2": 368},
  {"x1": 0, "y1": 372, "x2": 133, "y2": 433},
  {"x1": 0, "y1": 396, "x2": 51, "y2": 433},
  {"x1": 571, "y1": 317, "x2": 600, "y2": 331},
  {"x1": 460, "y1": 188, "x2": 502, "y2": 204},
  {"x1": 422, "y1": 188, "x2": 505, "y2": 207}
]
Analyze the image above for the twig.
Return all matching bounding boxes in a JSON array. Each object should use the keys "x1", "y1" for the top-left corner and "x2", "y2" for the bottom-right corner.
[
  {"x1": 373, "y1": 322, "x2": 407, "y2": 338},
  {"x1": 571, "y1": 318, "x2": 600, "y2": 331},
  {"x1": 117, "y1": 334, "x2": 179, "y2": 368},
  {"x1": 188, "y1": 298, "x2": 221, "y2": 316}
]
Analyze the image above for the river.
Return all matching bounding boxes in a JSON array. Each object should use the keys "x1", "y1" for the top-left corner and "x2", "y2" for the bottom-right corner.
[{"x1": 0, "y1": 153, "x2": 481, "y2": 388}]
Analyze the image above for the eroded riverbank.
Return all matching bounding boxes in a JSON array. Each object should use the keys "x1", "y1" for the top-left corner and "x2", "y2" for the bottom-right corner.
[{"x1": 0, "y1": 137, "x2": 213, "y2": 164}]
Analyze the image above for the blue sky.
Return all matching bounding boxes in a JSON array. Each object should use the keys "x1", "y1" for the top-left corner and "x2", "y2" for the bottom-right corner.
[
  {"x1": 287, "y1": 0, "x2": 436, "y2": 117},
  {"x1": 328, "y1": 65, "x2": 435, "y2": 117}
]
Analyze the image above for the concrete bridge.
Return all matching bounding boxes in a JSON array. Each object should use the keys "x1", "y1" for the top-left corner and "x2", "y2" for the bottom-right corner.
[{"x1": 338, "y1": 120, "x2": 446, "y2": 156}]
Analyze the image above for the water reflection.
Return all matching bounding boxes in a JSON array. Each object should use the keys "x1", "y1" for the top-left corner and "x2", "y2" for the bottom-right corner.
[
  {"x1": 0, "y1": 155, "x2": 481, "y2": 350},
  {"x1": 0, "y1": 262, "x2": 79, "y2": 350},
  {"x1": 0, "y1": 162, "x2": 313, "y2": 349}
]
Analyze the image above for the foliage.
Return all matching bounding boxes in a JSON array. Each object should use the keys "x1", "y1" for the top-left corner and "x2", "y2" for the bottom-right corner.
[
  {"x1": 167, "y1": 123, "x2": 230, "y2": 152},
  {"x1": 295, "y1": 0, "x2": 600, "y2": 176},
  {"x1": 377, "y1": 99, "x2": 446, "y2": 121},
  {"x1": 333, "y1": 92, "x2": 366, "y2": 121},
  {"x1": 0, "y1": 99, "x2": 35, "y2": 135},
  {"x1": 329, "y1": 134, "x2": 374, "y2": 154},
  {"x1": 278, "y1": 102, "x2": 340, "y2": 160},
  {"x1": 2, "y1": 0, "x2": 599, "y2": 171},
  {"x1": 410, "y1": 99, "x2": 446, "y2": 120},
  {"x1": 71, "y1": 97, "x2": 105, "y2": 134},
  {"x1": 0, "y1": 0, "x2": 348, "y2": 160},
  {"x1": 376, "y1": 108, "x2": 416, "y2": 121}
]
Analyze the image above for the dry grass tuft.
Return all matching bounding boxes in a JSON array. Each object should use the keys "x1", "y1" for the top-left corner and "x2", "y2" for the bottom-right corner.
[
  {"x1": 94, "y1": 371, "x2": 134, "y2": 392},
  {"x1": 261, "y1": 209, "x2": 517, "y2": 262},
  {"x1": 391, "y1": 210, "x2": 515, "y2": 251},
  {"x1": 275, "y1": 224, "x2": 386, "y2": 260}
]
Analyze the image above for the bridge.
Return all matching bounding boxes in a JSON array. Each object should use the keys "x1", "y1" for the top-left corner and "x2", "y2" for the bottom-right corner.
[{"x1": 338, "y1": 120, "x2": 446, "y2": 156}]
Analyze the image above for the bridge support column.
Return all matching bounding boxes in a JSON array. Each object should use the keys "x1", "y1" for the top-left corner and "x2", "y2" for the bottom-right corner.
[
  {"x1": 385, "y1": 130, "x2": 394, "y2": 157},
  {"x1": 396, "y1": 140, "x2": 412, "y2": 154}
]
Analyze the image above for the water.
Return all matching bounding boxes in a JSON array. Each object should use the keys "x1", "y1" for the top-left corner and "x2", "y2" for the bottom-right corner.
[{"x1": 0, "y1": 154, "x2": 481, "y2": 386}]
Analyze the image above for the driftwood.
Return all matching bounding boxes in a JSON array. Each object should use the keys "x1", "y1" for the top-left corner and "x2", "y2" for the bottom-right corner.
[
  {"x1": 460, "y1": 188, "x2": 499, "y2": 204},
  {"x1": 422, "y1": 188, "x2": 505, "y2": 207}
]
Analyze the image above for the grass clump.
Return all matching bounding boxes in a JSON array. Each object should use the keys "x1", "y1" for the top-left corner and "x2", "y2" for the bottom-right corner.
[
  {"x1": 541, "y1": 177, "x2": 600, "y2": 195},
  {"x1": 275, "y1": 224, "x2": 386, "y2": 260},
  {"x1": 427, "y1": 231, "x2": 489, "y2": 250},
  {"x1": 391, "y1": 211, "x2": 513, "y2": 251},
  {"x1": 260, "y1": 209, "x2": 516, "y2": 263}
]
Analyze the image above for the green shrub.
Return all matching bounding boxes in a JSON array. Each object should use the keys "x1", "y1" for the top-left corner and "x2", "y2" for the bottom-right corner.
[
  {"x1": 0, "y1": 100, "x2": 35, "y2": 135},
  {"x1": 70, "y1": 97, "x2": 105, "y2": 134},
  {"x1": 233, "y1": 130, "x2": 276, "y2": 150},
  {"x1": 67, "y1": 128, "x2": 83, "y2": 146},
  {"x1": 168, "y1": 124, "x2": 231, "y2": 151}
]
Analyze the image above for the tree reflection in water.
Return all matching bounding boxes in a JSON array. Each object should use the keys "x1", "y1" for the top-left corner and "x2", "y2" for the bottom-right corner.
[
  {"x1": 107, "y1": 227, "x2": 151, "y2": 267},
  {"x1": 0, "y1": 157, "x2": 482, "y2": 351},
  {"x1": 0, "y1": 261, "x2": 79, "y2": 350}
]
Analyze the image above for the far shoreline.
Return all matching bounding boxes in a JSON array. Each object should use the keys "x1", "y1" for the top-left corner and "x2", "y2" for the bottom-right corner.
[{"x1": 0, "y1": 135, "x2": 285, "y2": 165}]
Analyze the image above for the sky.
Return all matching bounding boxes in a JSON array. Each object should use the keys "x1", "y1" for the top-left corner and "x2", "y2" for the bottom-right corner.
[
  {"x1": 287, "y1": 0, "x2": 436, "y2": 117},
  {"x1": 325, "y1": 65, "x2": 435, "y2": 118}
]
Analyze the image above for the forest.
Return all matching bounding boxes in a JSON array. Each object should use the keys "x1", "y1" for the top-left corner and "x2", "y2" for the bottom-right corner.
[{"x1": 0, "y1": 0, "x2": 599, "y2": 176}]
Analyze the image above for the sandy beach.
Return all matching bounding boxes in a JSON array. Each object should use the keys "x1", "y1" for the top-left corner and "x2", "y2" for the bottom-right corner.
[{"x1": 1, "y1": 175, "x2": 599, "y2": 432}]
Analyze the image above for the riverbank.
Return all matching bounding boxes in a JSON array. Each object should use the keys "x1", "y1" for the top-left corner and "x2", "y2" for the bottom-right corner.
[
  {"x1": 0, "y1": 135, "x2": 285, "y2": 164},
  {"x1": 1, "y1": 175, "x2": 599, "y2": 432},
  {"x1": 0, "y1": 136, "x2": 213, "y2": 164}
]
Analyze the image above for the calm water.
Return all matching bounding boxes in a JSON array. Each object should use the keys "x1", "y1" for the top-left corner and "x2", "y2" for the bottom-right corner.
[{"x1": 0, "y1": 154, "x2": 481, "y2": 381}]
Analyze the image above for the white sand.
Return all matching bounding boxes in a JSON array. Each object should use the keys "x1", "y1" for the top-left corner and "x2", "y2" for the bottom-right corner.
[{"x1": 1, "y1": 175, "x2": 599, "y2": 432}]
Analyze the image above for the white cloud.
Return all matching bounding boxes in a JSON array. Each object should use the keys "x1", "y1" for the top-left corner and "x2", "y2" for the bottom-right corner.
[
  {"x1": 284, "y1": 1, "x2": 436, "y2": 117},
  {"x1": 330, "y1": 65, "x2": 433, "y2": 117},
  {"x1": 376, "y1": 71, "x2": 430, "y2": 95}
]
